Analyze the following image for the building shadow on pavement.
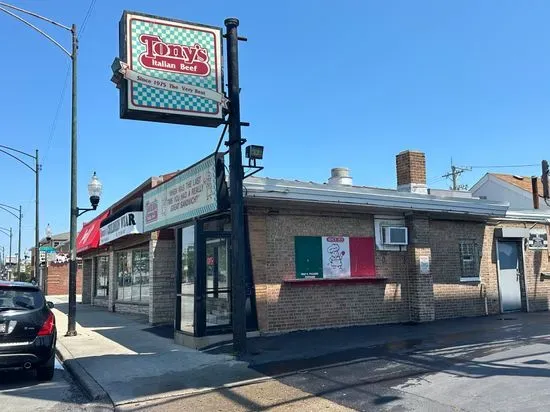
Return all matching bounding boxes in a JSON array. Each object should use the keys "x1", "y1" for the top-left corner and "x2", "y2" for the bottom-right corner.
[{"x1": 0, "y1": 369, "x2": 86, "y2": 407}]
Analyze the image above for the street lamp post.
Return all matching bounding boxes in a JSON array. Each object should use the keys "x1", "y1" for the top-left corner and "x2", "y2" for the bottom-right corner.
[
  {"x1": 0, "y1": 2, "x2": 80, "y2": 335},
  {"x1": 0, "y1": 145, "x2": 40, "y2": 286},
  {"x1": 0, "y1": 204, "x2": 22, "y2": 279},
  {"x1": 0, "y1": 227, "x2": 13, "y2": 280},
  {"x1": 66, "y1": 172, "x2": 103, "y2": 336}
]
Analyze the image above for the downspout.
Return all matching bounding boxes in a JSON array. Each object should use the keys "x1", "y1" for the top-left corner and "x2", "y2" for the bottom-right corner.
[{"x1": 480, "y1": 282, "x2": 488, "y2": 316}]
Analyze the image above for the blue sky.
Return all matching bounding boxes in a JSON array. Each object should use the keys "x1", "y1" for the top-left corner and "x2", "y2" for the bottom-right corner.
[{"x1": 0, "y1": 0, "x2": 549, "y2": 252}]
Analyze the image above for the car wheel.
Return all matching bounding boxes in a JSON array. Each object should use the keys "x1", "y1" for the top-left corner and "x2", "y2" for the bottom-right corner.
[{"x1": 36, "y1": 354, "x2": 55, "y2": 381}]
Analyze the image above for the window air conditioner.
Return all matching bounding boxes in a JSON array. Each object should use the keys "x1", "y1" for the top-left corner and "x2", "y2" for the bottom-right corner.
[{"x1": 382, "y1": 226, "x2": 408, "y2": 245}]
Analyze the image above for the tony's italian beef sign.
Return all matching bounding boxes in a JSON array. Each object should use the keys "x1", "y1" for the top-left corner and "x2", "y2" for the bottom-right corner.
[
  {"x1": 115, "y1": 11, "x2": 225, "y2": 127},
  {"x1": 294, "y1": 236, "x2": 376, "y2": 279}
]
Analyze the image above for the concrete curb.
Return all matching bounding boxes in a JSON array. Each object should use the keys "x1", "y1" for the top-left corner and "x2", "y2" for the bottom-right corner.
[{"x1": 56, "y1": 338, "x2": 114, "y2": 408}]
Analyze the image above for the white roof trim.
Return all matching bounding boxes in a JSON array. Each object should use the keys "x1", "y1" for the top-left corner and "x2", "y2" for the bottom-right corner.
[
  {"x1": 502, "y1": 210, "x2": 550, "y2": 222},
  {"x1": 469, "y1": 173, "x2": 490, "y2": 193},
  {"x1": 245, "y1": 177, "x2": 509, "y2": 217}
]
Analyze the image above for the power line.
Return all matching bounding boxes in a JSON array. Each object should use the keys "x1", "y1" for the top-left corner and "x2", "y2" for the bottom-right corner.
[
  {"x1": 79, "y1": 0, "x2": 97, "y2": 38},
  {"x1": 42, "y1": 64, "x2": 70, "y2": 166},
  {"x1": 463, "y1": 164, "x2": 538, "y2": 169}
]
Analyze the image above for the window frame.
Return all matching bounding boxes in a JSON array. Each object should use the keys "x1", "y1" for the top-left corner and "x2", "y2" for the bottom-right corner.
[
  {"x1": 94, "y1": 255, "x2": 110, "y2": 297},
  {"x1": 459, "y1": 240, "x2": 480, "y2": 282},
  {"x1": 116, "y1": 248, "x2": 150, "y2": 303}
]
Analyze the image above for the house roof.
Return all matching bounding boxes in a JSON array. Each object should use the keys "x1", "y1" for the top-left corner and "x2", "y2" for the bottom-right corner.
[
  {"x1": 39, "y1": 231, "x2": 70, "y2": 245},
  {"x1": 490, "y1": 174, "x2": 543, "y2": 197},
  {"x1": 244, "y1": 176, "x2": 509, "y2": 218}
]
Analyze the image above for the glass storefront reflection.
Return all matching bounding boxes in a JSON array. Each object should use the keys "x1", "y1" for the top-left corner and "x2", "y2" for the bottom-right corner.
[
  {"x1": 180, "y1": 225, "x2": 195, "y2": 332},
  {"x1": 205, "y1": 237, "x2": 231, "y2": 327}
]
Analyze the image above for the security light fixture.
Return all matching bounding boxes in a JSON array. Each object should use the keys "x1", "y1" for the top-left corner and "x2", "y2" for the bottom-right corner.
[
  {"x1": 245, "y1": 145, "x2": 264, "y2": 161},
  {"x1": 243, "y1": 145, "x2": 265, "y2": 179}
]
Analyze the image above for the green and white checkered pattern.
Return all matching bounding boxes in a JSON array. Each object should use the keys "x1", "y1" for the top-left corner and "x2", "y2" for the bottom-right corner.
[{"x1": 129, "y1": 19, "x2": 220, "y2": 113}]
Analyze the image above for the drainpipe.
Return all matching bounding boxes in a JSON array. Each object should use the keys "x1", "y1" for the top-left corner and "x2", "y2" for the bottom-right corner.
[{"x1": 480, "y1": 283, "x2": 488, "y2": 316}]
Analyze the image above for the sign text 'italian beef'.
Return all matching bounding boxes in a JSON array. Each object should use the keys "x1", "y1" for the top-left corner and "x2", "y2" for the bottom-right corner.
[{"x1": 116, "y1": 11, "x2": 224, "y2": 127}]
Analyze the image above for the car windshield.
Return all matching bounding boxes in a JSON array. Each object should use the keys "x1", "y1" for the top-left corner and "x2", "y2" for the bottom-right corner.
[{"x1": 0, "y1": 287, "x2": 44, "y2": 310}]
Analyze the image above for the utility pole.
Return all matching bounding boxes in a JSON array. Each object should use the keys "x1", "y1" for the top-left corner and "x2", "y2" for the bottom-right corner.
[
  {"x1": 0, "y1": 227, "x2": 13, "y2": 280},
  {"x1": 225, "y1": 17, "x2": 247, "y2": 355},
  {"x1": 67, "y1": 23, "x2": 78, "y2": 336},
  {"x1": 35, "y1": 149, "x2": 40, "y2": 289},
  {"x1": 442, "y1": 160, "x2": 471, "y2": 190},
  {"x1": 9, "y1": 228, "x2": 12, "y2": 279},
  {"x1": 17, "y1": 205, "x2": 21, "y2": 278}
]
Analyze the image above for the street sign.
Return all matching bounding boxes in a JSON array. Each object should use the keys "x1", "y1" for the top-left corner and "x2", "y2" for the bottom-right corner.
[{"x1": 39, "y1": 246, "x2": 56, "y2": 253}]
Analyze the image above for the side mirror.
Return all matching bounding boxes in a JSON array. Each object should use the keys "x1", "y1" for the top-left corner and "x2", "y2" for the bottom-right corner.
[{"x1": 46, "y1": 301, "x2": 54, "y2": 309}]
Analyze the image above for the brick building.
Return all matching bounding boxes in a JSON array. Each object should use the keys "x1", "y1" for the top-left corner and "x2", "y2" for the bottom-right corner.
[
  {"x1": 44, "y1": 262, "x2": 83, "y2": 296},
  {"x1": 80, "y1": 150, "x2": 550, "y2": 348},
  {"x1": 77, "y1": 173, "x2": 178, "y2": 325}
]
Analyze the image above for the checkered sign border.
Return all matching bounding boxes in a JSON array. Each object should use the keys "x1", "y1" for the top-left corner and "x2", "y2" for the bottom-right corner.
[{"x1": 124, "y1": 12, "x2": 223, "y2": 121}]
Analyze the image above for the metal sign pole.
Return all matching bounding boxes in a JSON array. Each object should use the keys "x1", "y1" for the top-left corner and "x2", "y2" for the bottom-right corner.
[{"x1": 225, "y1": 17, "x2": 247, "y2": 355}]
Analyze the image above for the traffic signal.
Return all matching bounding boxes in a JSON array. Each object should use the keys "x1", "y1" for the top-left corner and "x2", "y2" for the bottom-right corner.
[{"x1": 542, "y1": 160, "x2": 549, "y2": 199}]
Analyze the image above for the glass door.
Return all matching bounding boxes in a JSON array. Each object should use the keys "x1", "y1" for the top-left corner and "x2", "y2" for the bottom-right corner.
[{"x1": 205, "y1": 236, "x2": 231, "y2": 329}]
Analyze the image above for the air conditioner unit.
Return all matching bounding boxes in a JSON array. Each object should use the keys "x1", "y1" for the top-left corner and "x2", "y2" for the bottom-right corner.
[{"x1": 382, "y1": 226, "x2": 408, "y2": 245}]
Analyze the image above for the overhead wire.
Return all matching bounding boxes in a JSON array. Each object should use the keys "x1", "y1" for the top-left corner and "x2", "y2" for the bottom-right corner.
[{"x1": 23, "y1": 0, "x2": 97, "y2": 241}]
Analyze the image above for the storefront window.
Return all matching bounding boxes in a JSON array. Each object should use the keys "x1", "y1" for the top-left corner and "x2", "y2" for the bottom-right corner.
[
  {"x1": 117, "y1": 249, "x2": 149, "y2": 303},
  {"x1": 180, "y1": 225, "x2": 195, "y2": 331},
  {"x1": 116, "y1": 251, "x2": 130, "y2": 301},
  {"x1": 132, "y1": 250, "x2": 150, "y2": 302},
  {"x1": 206, "y1": 237, "x2": 231, "y2": 327},
  {"x1": 94, "y1": 256, "x2": 109, "y2": 297}
]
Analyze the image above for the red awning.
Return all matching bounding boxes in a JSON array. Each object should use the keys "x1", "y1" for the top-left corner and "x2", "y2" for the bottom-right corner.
[{"x1": 76, "y1": 210, "x2": 110, "y2": 255}]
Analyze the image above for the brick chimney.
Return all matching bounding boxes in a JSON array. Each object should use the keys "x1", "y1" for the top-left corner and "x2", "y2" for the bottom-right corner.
[{"x1": 396, "y1": 150, "x2": 428, "y2": 194}]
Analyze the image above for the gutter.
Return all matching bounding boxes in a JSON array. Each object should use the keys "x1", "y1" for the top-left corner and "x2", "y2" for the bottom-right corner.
[{"x1": 501, "y1": 210, "x2": 550, "y2": 223}]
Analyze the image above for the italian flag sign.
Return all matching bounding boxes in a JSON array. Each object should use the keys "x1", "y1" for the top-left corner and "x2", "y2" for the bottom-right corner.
[{"x1": 295, "y1": 236, "x2": 375, "y2": 279}]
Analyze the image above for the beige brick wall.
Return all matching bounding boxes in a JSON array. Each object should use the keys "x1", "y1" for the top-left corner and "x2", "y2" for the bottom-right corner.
[
  {"x1": 406, "y1": 216, "x2": 434, "y2": 322},
  {"x1": 430, "y1": 220, "x2": 550, "y2": 320},
  {"x1": 248, "y1": 207, "x2": 410, "y2": 333},
  {"x1": 149, "y1": 238, "x2": 176, "y2": 325},
  {"x1": 430, "y1": 220, "x2": 488, "y2": 320}
]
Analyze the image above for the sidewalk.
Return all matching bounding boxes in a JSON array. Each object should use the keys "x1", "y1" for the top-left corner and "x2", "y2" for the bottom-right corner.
[
  {"x1": 48, "y1": 295, "x2": 550, "y2": 410},
  {"x1": 49, "y1": 297, "x2": 264, "y2": 407}
]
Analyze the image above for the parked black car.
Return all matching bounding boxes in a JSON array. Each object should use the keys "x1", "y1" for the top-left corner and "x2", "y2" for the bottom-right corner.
[{"x1": 0, "y1": 281, "x2": 56, "y2": 381}]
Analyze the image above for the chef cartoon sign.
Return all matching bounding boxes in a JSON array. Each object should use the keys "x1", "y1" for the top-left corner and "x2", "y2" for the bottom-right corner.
[{"x1": 322, "y1": 237, "x2": 351, "y2": 278}]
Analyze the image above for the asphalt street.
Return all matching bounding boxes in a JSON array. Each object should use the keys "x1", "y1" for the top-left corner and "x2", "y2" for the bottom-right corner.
[
  {"x1": 0, "y1": 358, "x2": 111, "y2": 412},
  {"x1": 120, "y1": 317, "x2": 550, "y2": 411}
]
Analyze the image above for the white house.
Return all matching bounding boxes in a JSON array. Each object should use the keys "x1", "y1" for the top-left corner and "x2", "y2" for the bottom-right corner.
[{"x1": 470, "y1": 173, "x2": 550, "y2": 211}]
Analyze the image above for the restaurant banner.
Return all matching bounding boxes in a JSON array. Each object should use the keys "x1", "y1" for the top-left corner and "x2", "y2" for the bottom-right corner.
[
  {"x1": 115, "y1": 11, "x2": 225, "y2": 127},
  {"x1": 100, "y1": 212, "x2": 144, "y2": 245},
  {"x1": 295, "y1": 236, "x2": 375, "y2": 279},
  {"x1": 143, "y1": 154, "x2": 226, "y2": 232}
]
